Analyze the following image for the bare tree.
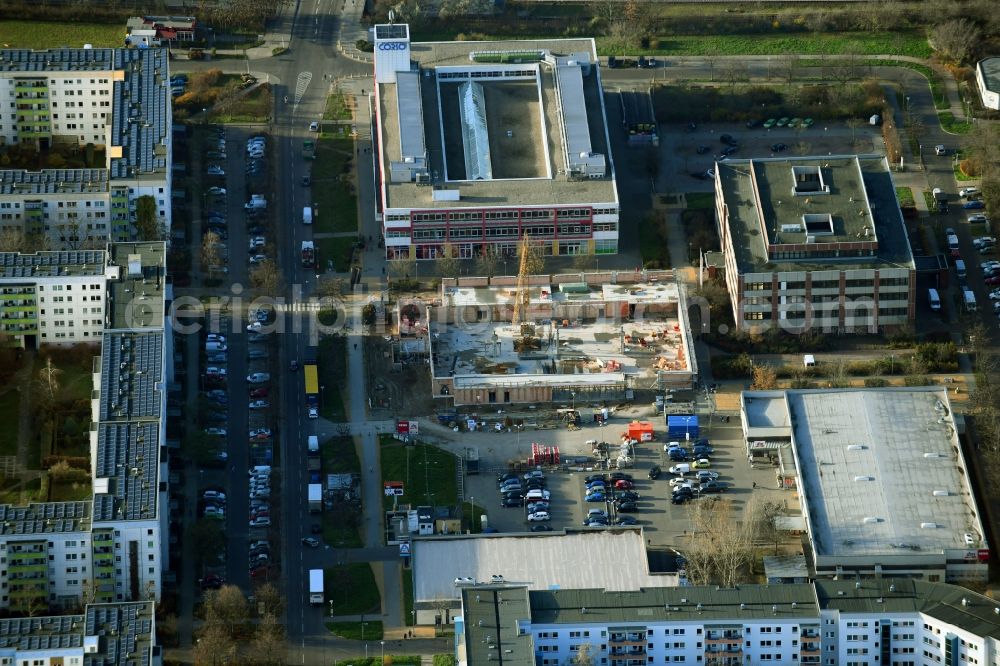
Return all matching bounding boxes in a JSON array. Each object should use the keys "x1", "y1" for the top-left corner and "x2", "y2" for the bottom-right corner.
[
  {"x1": 474, "y1": 246, "x2": 500, "y2": 278},
  {"x1": 573, "y1": 643, "x2": 596, "y2": 666},
  {"x1": 683, "y1": 498, "x2": 755, "y2": 587},
  {"x1": 194, "y1": 623, "x2": 237, "y2": 666},
  {"x1": 750, "y1": 365, "x2": 778, "y2": 390},
  {"x1": 250, "y1": 612, "x2": 286, "y2": 666},
  {"x1": 436, "y1": 243, "x2": 461, "y2": 278},
  {"x1": 253, "y1": 582, "x2": 285, "y2": 618},
  {"x1": 34, "y1": 357, "x2": 63, "y2": 412},
  {"x1": 747, "y1": 497, "x2": 785, "y2": 555},
  {"x1": 315, "y1": 275, "x2": 346, "y2": 299},
  {"x1": 388, "y1": 255, "x2": 417, "y2": 282},
  {"x1": 776, "y1": 54, "x2": 799, "y2": 85},
  {"x1": 250, "y1": 259, "x2": 283, "y2": 295},
  {"x1": 204, "y1": 585, "x2": 249, "y2": 639},
  {"x1": 929, "y1": 19, "x2": 982, "y2": 64},
  {"x1": 202, "y1": 230, "x2": 223, "y2": 272},
  {"x1": 719, "y1": 61, "x2": 750, "y2": 89}
]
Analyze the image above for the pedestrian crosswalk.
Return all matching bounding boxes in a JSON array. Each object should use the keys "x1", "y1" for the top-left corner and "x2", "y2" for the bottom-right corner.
[{"x1": 273, "y1": 301, "x2": 326, "y2": 313}]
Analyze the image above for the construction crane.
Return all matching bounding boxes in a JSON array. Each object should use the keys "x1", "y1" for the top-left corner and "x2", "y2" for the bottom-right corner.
[{"x1": 511, "y1": 233, "x2": 532, "y2": 327}]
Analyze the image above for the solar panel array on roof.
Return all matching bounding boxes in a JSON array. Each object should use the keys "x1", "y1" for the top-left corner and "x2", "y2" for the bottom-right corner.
[
  {"x1": 0, "y1": 250, "x2": 106, "y2": 278},
  {"x1": 93, "y1": 422, "x2": 159, "y2": 522},
  {"x1": 0, "y1": 614, "x2": 84, "y2": 649},
  {"x1": 108, "y1": 49, "x2": 168, "y2": 179},
  {"x1": 84, "y1": 603, "x2": 153, "y2": 666},
  {"x1": 0, "y1": 169, "x2": 108, "y2": 195},
  {"x1": 0, "y1": 48, "x2": 115, "y2": 73},
  {"x1": 99, "y1": 332, "x2": 163, "y2": 420},
  {"x1": 375, "y1": 24, "x2": 408, "y2": 39},
  {"x1": 0, "y1": 502, "x2": 91, "y2": 535}
]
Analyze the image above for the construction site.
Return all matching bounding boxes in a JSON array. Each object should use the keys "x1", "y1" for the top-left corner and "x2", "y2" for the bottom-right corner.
[{"x1": 417, "y1": 266, "x2": 697, "y2": 408}]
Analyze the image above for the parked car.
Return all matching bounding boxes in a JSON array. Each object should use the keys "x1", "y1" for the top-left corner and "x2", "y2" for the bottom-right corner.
[
  {"x1": 617, "y1": 501, "x2": 639, "y2": 512},
  {"x1": 771, "y1": 143, "x2": 787, "y2": 152},
  {"x1": 960, "y1": 187, "x2": 980, "y2": 198},
  {"x1": 647, "y1": 465, "x2": 661, "y2": 480},
  {"x1": 248, "y1": 400, "x2": 270, "y2": 410},
  {"x1": 527, "y1": 511, "x2": 550, "y2": 522},
  {"x1": 247, "y1": 373, "x2": 271, "y2": 384},
  {"x1": 964, "y1": 200, "x2": 985, "y2": 210},
  {"x1": 699, "y1": 481, "x2": 727, "y2": 493},
  {"x1": 585, "y1": 492, "x2": 605, "y2": 502},
  {"x1": 615, "y1": 516, "x2": 639, "y2": 525}
]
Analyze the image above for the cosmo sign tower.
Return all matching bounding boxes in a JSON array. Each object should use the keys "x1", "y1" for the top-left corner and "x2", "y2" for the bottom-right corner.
[{"x1": 374, "y1": 23, "x2": 411, "y2": 83}]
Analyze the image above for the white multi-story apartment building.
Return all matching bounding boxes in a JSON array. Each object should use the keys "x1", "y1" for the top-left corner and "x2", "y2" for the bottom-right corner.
[
  {"x1": 713, "y1": 155, "x2": 915, "y2": 334},
  {"x1": 0, "y1": 47, "x2": 172, "y2": 247},
  {"x1": 0, "y1": 242, "x2": 168, "y2": 613},
  {"x1": 0, "y1": 602, "x2": 160, "y2": 665},
  {"x1": 0, "y1": 248, "x2": 116, "y2": 346},
  {"x1": 459, "y1": 579, "x2": 1000, "y2": 666}
]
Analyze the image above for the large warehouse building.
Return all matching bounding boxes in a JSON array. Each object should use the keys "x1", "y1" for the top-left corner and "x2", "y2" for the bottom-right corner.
[
  {"x1": 740, "y1": 387, "x2": 987, "y2": 583},
  {"x1": 371, "y1": 24, "x2": 619, "y2": 262},
  {"x1": 714, "y1": 155, "x2": 915, "y2": 334}
]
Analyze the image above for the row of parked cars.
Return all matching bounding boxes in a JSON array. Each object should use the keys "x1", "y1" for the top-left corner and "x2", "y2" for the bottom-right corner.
[
  {"x1": 661, "y1": 441, "x2": 727, "y2": 504},
  {"x1": 498, "y1": 471, "x2": 553, "y2": 523},
  {"x1": 582, "y1": 472, "x2": 640, "y2": 526}
]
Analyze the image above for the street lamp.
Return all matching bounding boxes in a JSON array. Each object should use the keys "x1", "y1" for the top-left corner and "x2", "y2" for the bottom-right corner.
[
  {"x1": 328, "y1": 600, "x2": 334, "y2": 618},
  {"x1": 570, "y1": 390, "x2": 576, "y2": 410},
  {"x1": 381, "y1": 640, "x2": 385, "y2": 664},
  {"x1": 469, "y1": 496, "x2": 475, "y2": 533}
]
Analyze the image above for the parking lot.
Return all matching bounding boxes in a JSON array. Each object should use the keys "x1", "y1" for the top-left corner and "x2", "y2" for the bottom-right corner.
[
  {"x1": 664, "y1": 119, "x2": 884, "y2": 188},
  {"x1": 461, "y1": 405, "x2": 798, "y2": 547},
  {"x1": 172, "y1": 124, "x2": 285, "y2": 593}
]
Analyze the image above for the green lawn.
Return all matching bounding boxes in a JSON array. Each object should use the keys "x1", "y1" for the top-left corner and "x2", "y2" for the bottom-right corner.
[
  {"x1": 325, "y1": 563, "x2": 381, "y2": 615},
  {"x1": 208, "y1": 84, "x2": 273, "y2": 124},
  {"x1": 939, "y1": 112, "x2": 972, "y2": 135},
  {"x1": 403, "y1": 567, "x2": 415, "y2": 625},
  {"x1": 614, "y1": 32, "x2": 931, "y2": 58},
  {"x1": 326, "y1": 620, "x2": 383, "y2": 640},
  {"x1": 323, "y1": 91, "x2": 353, "y2": 121},
  {"x1": 685, "y1": 192, "x2": 715, "y2": 210},
  {"x1": 895, "y1": 187, "x2": 915, "y2": 208},
  {"x1": 321, "y1": 436, "x2": 360, "y2": 473},
  {"x1": 48, "y1": 478, "x2": 92, "y2": 502},
  {"x1": 317, "y1": 236, "x2": 358, "y2": 273},
  {"x1": 0, "y1": 20, "x2": 122, "y2": 48},
  {"x1": 0, "y1": 391, "x2": 20, "y2": 457},
  {"x1": 58, "y1": 363, "x2": 94, "y2": 403},
  {"x1": 317, "y1": 337, "x2": 347, "y2": 421},
  {"x1": 320, "y1": 436, "x2": 363, "y2": 547},
  {"x1": 380, "y1": 439, "x2": 458, "y2": 510},
  {"x1": 314, "y1": 135, "x2": 359, "y2": 235},
  {"x1": 638, "y1": 212, "x2": 671, "y2": 269}
]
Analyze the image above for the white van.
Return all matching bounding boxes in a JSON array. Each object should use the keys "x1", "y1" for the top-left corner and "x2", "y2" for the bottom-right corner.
[
  {"x1": 964, "y1": 289, "x2": 977, "y2": 312},
  {"x1": 308, "y1": 435, "x2": 319, "y2": 454},
  {"x1": 928, "y1": 288, "x2": 941, "y2": 311},
  {"x1": 303, "y1": 206, "x2": 313, "y2": 225},
  {"x1": 668, "y1": 463, "x2": 691, "y2": 475},
  {"x1": 955, "y1": 259, "x2": 967, "y2": 279}
]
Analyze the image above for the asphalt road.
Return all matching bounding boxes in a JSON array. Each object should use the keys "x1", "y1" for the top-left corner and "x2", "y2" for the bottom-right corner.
[{"x1": 172, "y1": 0, "x2": 379, "y2": 646}]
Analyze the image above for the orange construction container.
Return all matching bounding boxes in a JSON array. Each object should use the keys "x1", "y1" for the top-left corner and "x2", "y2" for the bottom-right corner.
[{"x1": 626, "y1": 420, "x2": 655, "y2": 442}]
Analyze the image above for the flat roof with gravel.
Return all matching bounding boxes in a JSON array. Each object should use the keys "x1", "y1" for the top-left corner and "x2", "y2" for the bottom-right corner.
[
  {"x1": 789, "y1": 388, "x2": 984, "y2": 558},
  {"x1": 718, "y1": 155, "x2": 914, "y2": 274}
]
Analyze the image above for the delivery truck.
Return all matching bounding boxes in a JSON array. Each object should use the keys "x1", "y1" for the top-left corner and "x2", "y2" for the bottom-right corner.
[
  {"x1": 308, "y1": 483, "x2": 322, "y2": 513},
  {"x1": 309, "y1": 569, "x2": 324, "y2": 605}
]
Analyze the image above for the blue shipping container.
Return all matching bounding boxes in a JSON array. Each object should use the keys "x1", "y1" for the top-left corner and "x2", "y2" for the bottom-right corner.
[{"x1": 666, "y1": 415, "x2": 699, "y2": 439}]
